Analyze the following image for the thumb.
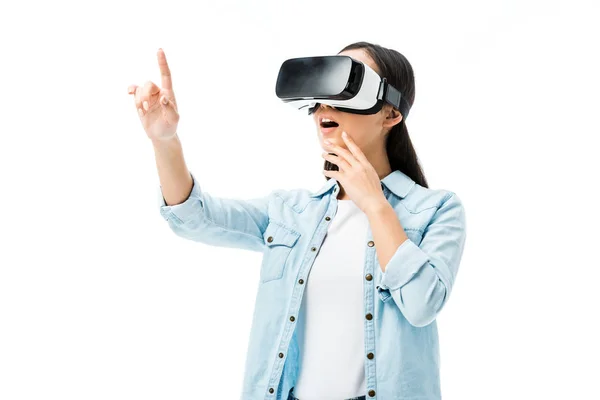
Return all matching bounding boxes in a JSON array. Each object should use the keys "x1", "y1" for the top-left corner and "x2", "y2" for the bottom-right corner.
[{"x1": 160, "y1": 95, "x2": 178, "y2": 122}]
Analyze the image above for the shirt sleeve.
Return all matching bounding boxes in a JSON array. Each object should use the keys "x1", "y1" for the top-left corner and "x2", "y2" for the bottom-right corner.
[
  {"x1": 376, "y1": 192, "x2": 467, "y2": 327},
  {"x1": 158, "y1": 172, "x2": 272, "y2": 252}
]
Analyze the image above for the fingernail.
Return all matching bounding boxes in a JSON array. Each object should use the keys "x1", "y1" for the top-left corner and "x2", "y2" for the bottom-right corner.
[
  {"x1": 342, "y1": 131, "x2": 347, "y2": 137},
  {"x1": 143, "y1": 101, "x2": 149, "y2": 111},
  {"x1": 324, "y1": 139, "x2": 331, "y2": 145},
  {"x1": 138, "y1": 108, "x2": 144, "y2": 117},
  {"x1": 162, "y1": 96, "x2": 167, "y2": 104}
]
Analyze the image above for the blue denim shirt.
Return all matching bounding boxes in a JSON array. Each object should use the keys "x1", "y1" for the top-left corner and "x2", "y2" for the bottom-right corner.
[{"x1": 158, "y1": 169, "x2": 466, "y2": 400}]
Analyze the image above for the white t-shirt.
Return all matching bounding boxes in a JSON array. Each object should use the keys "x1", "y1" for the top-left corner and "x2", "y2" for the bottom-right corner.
[{"x1": 293, "y1": 197, "x2": 369, "y2": 400}]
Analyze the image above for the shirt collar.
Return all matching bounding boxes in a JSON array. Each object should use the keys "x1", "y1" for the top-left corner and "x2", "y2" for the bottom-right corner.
[{"x1": 310, "y1": 169, "x2": 416, "y2": 199}]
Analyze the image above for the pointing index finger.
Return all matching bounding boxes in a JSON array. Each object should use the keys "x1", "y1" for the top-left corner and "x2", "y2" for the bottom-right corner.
[
  {"x1": 157, "y1": 48, "x2": 173, "y2": 90},
  {"x1": 341, "y1": 131, "x2": 368, "y2": 163}
]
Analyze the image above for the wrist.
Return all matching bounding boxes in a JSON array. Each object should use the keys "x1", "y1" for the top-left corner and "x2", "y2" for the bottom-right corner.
[
  {"x1": 365, "y1": 199, "x2": 392, "y2": 218},
  {"x1": 151, "y1": 133, "x2": 179, "y2": 147}
]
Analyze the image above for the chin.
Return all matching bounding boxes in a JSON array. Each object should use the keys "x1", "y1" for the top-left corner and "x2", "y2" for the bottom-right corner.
[
  {"x1": 320, "y1": 139, "x2": 337, "y2": 150},
  {"x1": 321, "y1": 134, "x2": 341, "y2": 142}
]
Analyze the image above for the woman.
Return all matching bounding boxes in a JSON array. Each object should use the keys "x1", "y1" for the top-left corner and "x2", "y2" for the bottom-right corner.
[{"x1": 128, "y1": 41, "x2": 467, "y2": 400}]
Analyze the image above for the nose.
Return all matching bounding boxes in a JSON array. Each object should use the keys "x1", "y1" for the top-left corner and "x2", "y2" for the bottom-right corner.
[
  {"x1": 316, "y1": 104, "x2": 336, "y2": 115},
  {"x1": 309, "y1": 103, "x2": 336, "y2": 115}
]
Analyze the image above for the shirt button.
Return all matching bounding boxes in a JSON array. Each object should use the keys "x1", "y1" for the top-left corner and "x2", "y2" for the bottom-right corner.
[
  {"x1": 267, "y1": 236, "x2": 274, "y2": 243},
  {"x1": 298, "y1": 279, "x2": 304, "y2": 284},
  {"x1": 367, "y1": 240, "x2": 375, "y2": 247},
  {"x1": 368, "y1": 389, "x2": 376, "y2": 397},
  {"x1": 325, "y1": 216, "x2": 331, "y2": 221},
  {"x1": 269, "y1": 388, "x2": 274, "y2": 394},
  {"x1": 279, "y1": 352, "x2": 284, "y2": 358},
  {"x1": 366, "y1": 313, "x2": 373, "y2": 321},
  {"x1": 365, "y1": 273, "x2": 373, "y2": 281},
  {"x1": 311, "y1": 247, "x2": 317, "y2": 252},
  {"x1": 290, "y1": 316, "x2": 295, "y2": 322},
  {"x1": 367, "y1": 352, "x2": 374, "y2": 360}
]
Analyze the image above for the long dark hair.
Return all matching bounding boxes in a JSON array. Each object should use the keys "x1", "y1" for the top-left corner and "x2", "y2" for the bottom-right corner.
[{"x1": 330, "y1": 41, "x2": 428, "y2": 188}]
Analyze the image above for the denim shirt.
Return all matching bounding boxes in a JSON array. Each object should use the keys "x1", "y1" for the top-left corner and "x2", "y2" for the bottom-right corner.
[{"x1": 158, "y1": 169, "x2": 467, "y2": 400}]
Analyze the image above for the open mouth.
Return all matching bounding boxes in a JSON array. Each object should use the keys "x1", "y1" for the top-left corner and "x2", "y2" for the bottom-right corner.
[{"x1": 320, "y1": 118, "x2": 339, "y2": 128}]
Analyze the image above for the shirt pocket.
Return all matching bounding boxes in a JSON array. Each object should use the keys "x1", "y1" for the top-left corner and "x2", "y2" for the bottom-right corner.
[{"x1": 260, "y1": 221, "x2": 301, "y2": 283}]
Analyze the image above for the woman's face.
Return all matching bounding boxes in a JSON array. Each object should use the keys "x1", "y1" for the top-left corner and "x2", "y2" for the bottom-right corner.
[{"x1": 313, "y1": 48, "x2": 402, "y2": 154}]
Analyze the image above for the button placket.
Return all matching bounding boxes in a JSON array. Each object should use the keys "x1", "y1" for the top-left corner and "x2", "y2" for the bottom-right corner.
[
  {"x1": 364, "y1": 232, "x2": 377, "y2": 399},
  {"x1": 271, "y1": 198, "x2": 335, "y2": 398}
]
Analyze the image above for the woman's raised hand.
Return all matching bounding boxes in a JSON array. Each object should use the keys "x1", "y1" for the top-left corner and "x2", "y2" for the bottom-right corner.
[{"x1": 128, "y1": 49, "x2": 180, "y2": 141}]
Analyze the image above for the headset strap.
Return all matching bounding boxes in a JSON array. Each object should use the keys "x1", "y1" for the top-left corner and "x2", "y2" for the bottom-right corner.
[{"x1": 378, "y1": 78, "x2": 410, "y2": 119}]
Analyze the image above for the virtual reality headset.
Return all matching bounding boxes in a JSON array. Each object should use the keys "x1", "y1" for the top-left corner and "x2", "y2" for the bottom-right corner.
[{"x1": 275, "y1": 55, "x2": 410, "y2": 118}]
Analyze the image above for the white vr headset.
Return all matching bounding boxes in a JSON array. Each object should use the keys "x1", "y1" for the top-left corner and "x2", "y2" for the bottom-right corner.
[{"x1": 275, "y1": 55, "x2": 410, "y2": 118}]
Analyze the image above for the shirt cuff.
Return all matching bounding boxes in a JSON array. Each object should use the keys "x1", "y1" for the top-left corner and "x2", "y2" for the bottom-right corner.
[
  {"x1": 158, "y1": 172, "x2": 204, "y2": 225},
  {"x1": 377, "y1": 238, "x2": 430, "y2": 300}
]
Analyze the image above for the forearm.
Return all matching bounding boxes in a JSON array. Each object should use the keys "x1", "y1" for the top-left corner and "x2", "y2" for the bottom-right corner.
[
  {"x1": 366, "y1": 203, "x2": 409, "y2": 272},
  {"x1": 152, "y1": 134, "x2": 193, "y2": 206}
]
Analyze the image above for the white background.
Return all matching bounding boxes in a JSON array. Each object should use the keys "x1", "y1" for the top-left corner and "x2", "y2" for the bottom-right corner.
[{"x1": 1, "y1": 0, "x2": 599, "y2": 399}]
